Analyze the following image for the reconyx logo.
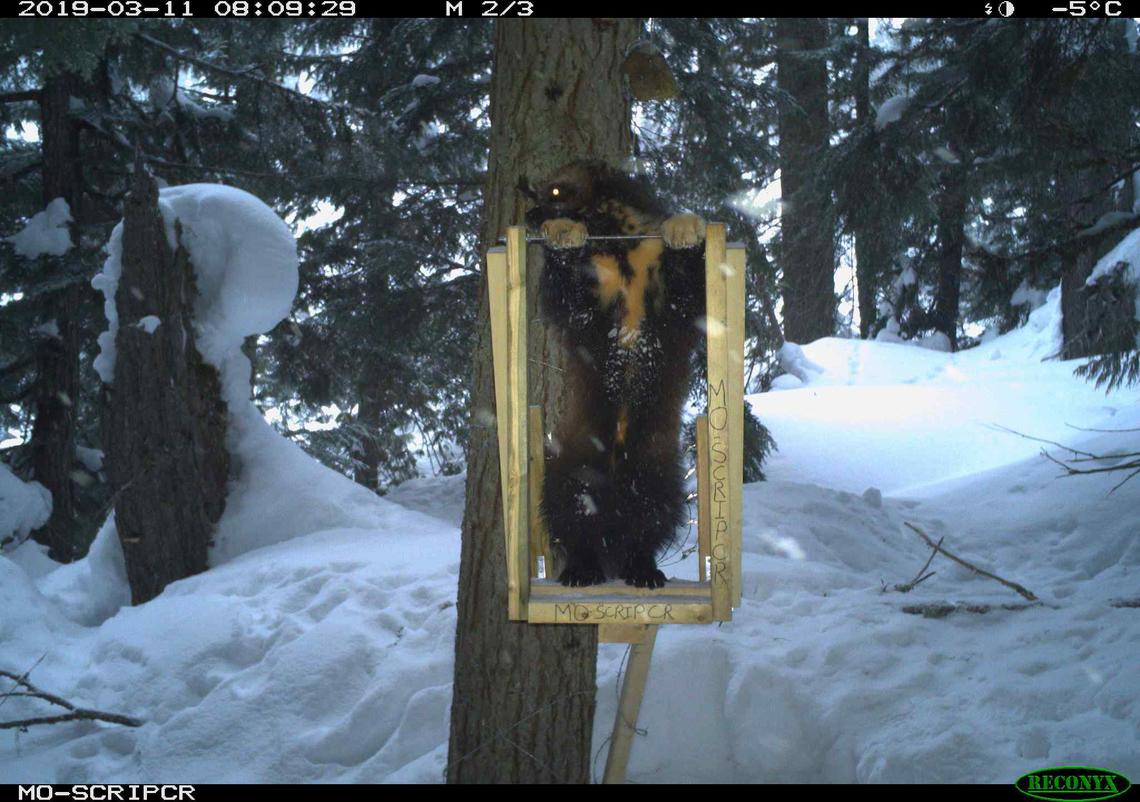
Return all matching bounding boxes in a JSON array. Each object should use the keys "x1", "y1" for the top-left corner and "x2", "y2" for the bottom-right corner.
[{"x1": 1016, "y1": 766, "x2": 1132, "y2": 802}]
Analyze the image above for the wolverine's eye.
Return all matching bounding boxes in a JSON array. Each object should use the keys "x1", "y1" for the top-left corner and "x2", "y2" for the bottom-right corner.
[{"x1": 551, "y1": 187, "x2": 560, "y2": 197}]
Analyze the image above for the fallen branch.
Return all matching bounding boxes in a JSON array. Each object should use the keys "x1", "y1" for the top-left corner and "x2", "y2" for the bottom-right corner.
[
  {"x1": 987, "y1": 423, "x2": 1100, "y2": 459},
  {"x1": 1039, "y1": 449, "x2": 1140, "y2": 494},
  {"x1": 901, "y1": 601, "x2": 1041, "y2": 618},
  {"x1": 883, "y1": 534, "x2": 941, "y2": 593},
  {"x1": 992, "y1": 423, "x2": 1140, "y2": 493},
  {"x1": 0, "y1": 669, "x2": 143, "y2": 730},
  {"x1": 903, "y1": 522, "x2": 1038, "y2": 602},
  {"x1": 1065, "y1": 424, "x2": 1140, "y2": 434}
]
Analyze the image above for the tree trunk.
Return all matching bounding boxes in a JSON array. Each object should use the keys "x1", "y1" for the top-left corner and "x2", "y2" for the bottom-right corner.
[
  {"x1": 447, "y1": 18, "x2": 638, "y2": 784},
  {"x1": 105, "y1": 164, "x2": 229, "y2": 605},
  {"x1": 29, "y1": 75, "x2": 83, "y2": 561},
  {"x1": 776, "y1": 18, "x2": 836, "y2": 344},
  {"x1": 352, "y1": 389, "x2": 382, "y2": 492},
  {"x1": 1060, "y1": 164, "x2": 1121, "y2": 359},
  {"x1": 931, "y1": 163, "x2": 968, "y2": 351},
  {"x1": 852, "y1": 19, "x2": 889, "y2": 340},
  {"x1": 1060, "y1": 19, "x2": 1135, "y2": 359}
]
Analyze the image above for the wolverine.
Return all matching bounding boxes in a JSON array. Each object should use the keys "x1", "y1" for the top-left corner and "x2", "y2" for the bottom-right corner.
[{"x1": 523, "y1": 160, "x2": 706, "y2": 588}]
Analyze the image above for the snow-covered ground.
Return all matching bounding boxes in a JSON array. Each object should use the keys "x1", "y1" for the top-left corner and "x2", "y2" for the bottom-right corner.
[
  {"x1": 618, "y1": 316, "x2": 1140, "y2": 782},
  {"x1": 2, "y1": 199, "x2": 1137, "y2": 781}
]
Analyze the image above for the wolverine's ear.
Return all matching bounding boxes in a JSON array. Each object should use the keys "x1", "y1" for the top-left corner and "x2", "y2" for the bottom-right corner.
[{"x1": 517, "y1": 175, "x2": 538, "y2": 201}]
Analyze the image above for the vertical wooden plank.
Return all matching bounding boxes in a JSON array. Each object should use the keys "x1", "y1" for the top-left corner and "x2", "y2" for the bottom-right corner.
[
  {"x1": 727, "y1": 244, "x2": 747, "y2": 608},
  {"x1": 704, "y1": 224, "x2": 732, "y2": 621},
  {"x1": 486, "y1": 247, "x2": 512, "y2": 543},
  {"x1": 527, "y1": 404, "x2": 552, "y2": 579},
  {"x1": 505, "y1": 227, "x2": 529, "y2": 620},
  {"x1": 695, "y1": 415, "x2": 711, "y2": 583},
  {"x1": 599, "y1": 624, "x2": 648, "y2": 644},
  {"x1": 603, "y1": 624, "x2": 659, "y2": 784}
]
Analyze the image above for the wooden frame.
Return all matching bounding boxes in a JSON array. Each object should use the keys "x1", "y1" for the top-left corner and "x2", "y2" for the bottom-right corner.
[
  {"x1": 487, "y1": 223, "x2": 746, "y2": 784},
  {"x1": 486, "y1": 223, "x2": 746, "y2": 629}
]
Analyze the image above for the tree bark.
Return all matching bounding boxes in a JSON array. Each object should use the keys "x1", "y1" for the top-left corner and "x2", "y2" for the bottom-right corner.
[
  {"x1": 1060, "y1": 19, "x2": 1135, "y2": 359},
  {"x1": 776, "y1": 18, "x2": 836, "y2": 345},
  {"x1": 852, "y1": 19, "x2": 890, "y2": 340},
  {"x1": 105, "y1": 164, "x2": 229, "y2": 605},
  {"x1": 931, "y1": 163, "x2": 968, "y2": 351},
  {"x1": 29, "y1": 75, "x2": 83, "y2": 562},
  {"x1": 352, "y1": 389, "x2": 382, "y2": 492},
  {"x1": 447, "y1": 18, "x2": 638, "y2": 784},
  {"x1": 1060, "y1": 164, "x2": 1122, "y2": 359}
]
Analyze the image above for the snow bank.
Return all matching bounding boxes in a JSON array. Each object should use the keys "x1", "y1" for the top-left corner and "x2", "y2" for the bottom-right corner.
[
  {"x1": 752, "y1": 289, "x2": 1087, "y2": 497},
  {"x1": 776, "y1": 341, "x2": 823, "y2": 385},
  {"x1": 1, "y1": 522, "x2": 458, "y2": 783},
  {"x1": 36, "y1": 515, "x2": 131, "y2": 627},
  {"x1": 0, "y1": 461, "x2": 51, "y2": 547},
  {"x1": 382, "y1": 473, "x2": 467, "y2": 529},
  {"x1": 6, "y1": 198, "x2": 73, "y2": 258}
]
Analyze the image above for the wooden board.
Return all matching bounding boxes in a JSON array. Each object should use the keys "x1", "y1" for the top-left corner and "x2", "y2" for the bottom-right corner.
[
  {"x1": 727, "y1": 243, "x2": 746, "y2": 608},
  {"x1": 599, "y1": 624, "x2": 650, "y2": 644},
  {"x1": 504, "y1": 227, "x2": 529, "y2": 619},
  {"x1": 527, "y1": 405, "x2": 552, "y2": 579},
  {"x1": 530, "y1": 578, "x2": 711, "y2": 598},
  {"x1": 529, "y1": 598, "x2": 712, "y2": 625},
  {"x1": 486, "y1": 245, "x2": 510, "y2": 531},
  {"x1": 696, "y1": 415, "x2": 711, "y2": 583},
  {"x1": 488, "y1": 230, "x2": 530, "y2": 620},
  {"x1": 704, "y1": 224, "x2": 733, "y2": 622}
]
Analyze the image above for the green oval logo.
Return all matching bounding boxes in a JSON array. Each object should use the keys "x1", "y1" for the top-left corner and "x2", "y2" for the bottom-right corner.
[{"x1": 1016, "y1": 766, "x2": 1132, "y2": 802}]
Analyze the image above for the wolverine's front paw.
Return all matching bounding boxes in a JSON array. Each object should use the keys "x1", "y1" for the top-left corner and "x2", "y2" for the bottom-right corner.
[
  {"x1": 542, "y1": 218, "x2": 589, "y2": 249},
  {"x1": 662, "y1": 213, "x2": 705, "y2": 249}
]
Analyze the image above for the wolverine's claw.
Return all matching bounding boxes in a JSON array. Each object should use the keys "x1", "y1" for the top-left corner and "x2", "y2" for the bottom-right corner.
[
  {"x1": 662, "y1": 214, "x2": 705, "y2": 249},
  {"x1": 542, "y1": 218, "x2": 589, "y2": 249}
]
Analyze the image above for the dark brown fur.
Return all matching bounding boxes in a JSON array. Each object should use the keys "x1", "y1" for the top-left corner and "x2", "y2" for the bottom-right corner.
[{"x1": 524, "y1": 160, "x2": 705, "y2": 587}]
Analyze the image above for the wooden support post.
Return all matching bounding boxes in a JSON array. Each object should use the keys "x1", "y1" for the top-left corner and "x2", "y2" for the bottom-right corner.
[
  {"x1": 599, "y1": 624, "x2": 650, "y2": 644},
  {"x1": 486, "y1": 245, "x2": 511, "y2": 527},
  {"x1": 527, "y1": 404, "x2": 552, "y2": 579},
  {"x1": 704, "y1": 224, "x2": 733, "y2": 621},
  {"x1": 603, "y1": 623, "x2": 659, "y2": 784},
  {"x1": 488, "y1": 227, "x2": 530, "y2": 620},
  {"x1": 726, "y1": 242, "x2": 746, "y2": 608},
  {"x1": 505, "y1": 227, "x2": 529, "y2": 619},
  {"x1": 696, "y1": 415, "x2": 711, "y2": 583}
]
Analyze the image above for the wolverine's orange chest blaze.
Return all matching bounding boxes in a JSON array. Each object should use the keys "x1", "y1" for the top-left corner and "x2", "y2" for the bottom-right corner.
[{"x1": 589, "y1": 238, "x2": 665, "y2": 348}]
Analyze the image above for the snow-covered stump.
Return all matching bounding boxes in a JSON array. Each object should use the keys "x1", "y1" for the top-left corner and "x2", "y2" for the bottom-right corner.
[{"x1": 104, "y1": 164, "x2": 228, "y2": 605}]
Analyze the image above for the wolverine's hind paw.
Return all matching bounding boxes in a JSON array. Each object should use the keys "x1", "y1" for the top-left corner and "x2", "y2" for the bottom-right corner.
[
  {"x1": 620, "y1": 561, "x2": 668, "y2": 589},
  {"x1": 542, "y1": 218, "x2": 589, "y2": 249},
  {"x1": 559, "y1": 563, "x2": 607, "y2": 587},
  {"x1": 662, "y1": 214, "x2": 705, "y2": 249}
]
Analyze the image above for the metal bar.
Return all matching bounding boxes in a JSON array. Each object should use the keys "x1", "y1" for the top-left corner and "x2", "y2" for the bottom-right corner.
[{"x1": 496, "y1": 234, "x2": 666, "y2": 244}]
